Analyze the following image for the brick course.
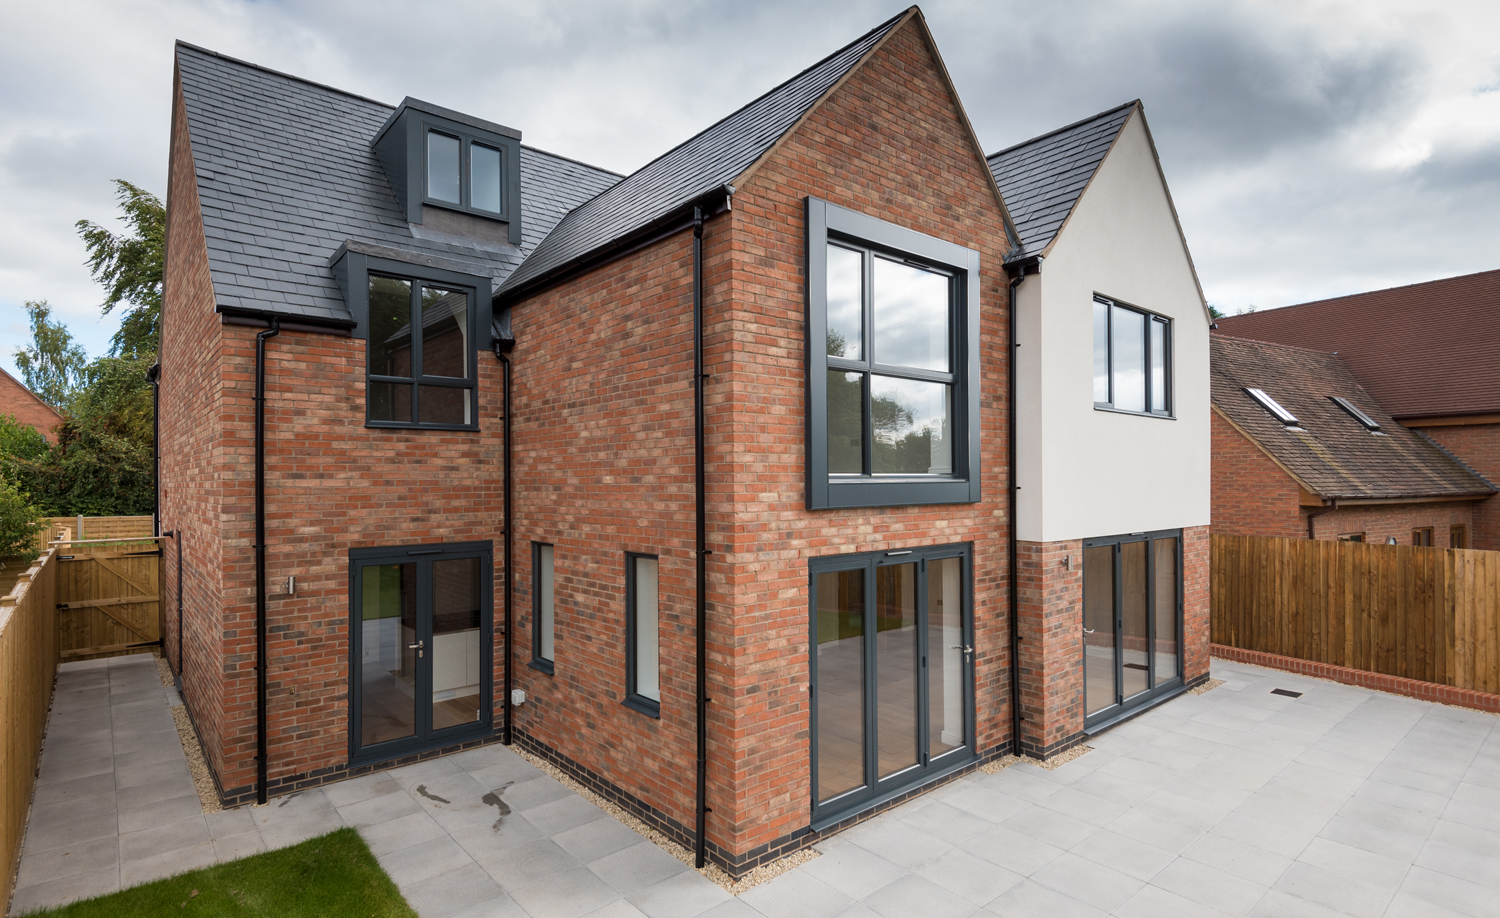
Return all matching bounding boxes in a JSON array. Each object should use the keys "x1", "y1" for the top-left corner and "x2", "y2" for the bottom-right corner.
[{"x1": 1211, "y1": 644, "x2": 1500, "y2": 715}]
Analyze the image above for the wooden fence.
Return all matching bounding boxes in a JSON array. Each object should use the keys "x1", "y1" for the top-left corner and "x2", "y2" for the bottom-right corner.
[
  {"x1": 41, "y1": 515, "x2": 154, "y2": 546},
  {"x1": 0, "y1": 548, "x2": 57, "y2": 909},
  {"x1": 53, "y1": 533, "x2": 163, "y2": 662},
  {"x1": 1212, "y1": 534, "x2": 1500, "y2": 693}
]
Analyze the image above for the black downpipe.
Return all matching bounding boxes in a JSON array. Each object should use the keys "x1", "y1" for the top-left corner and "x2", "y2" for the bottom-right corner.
[
  {"x1": 1007, "y1": 267, "x2": 1025, "y2": 758},
  {"x1": 692, "y1": 207, "x2": 709, "y2": 869},
  {"x1": 494, "y1": 338, "x2": 514, "y2": 745},
  {"x1": 148, "y1": 364, "x2": 161, "y2": 538},
  {"x1": 254, "y1": 320, "x2": 279, "y2": 805},
  {"x1": 176, "y1": 530, "x2": 184, "y2": 677}
]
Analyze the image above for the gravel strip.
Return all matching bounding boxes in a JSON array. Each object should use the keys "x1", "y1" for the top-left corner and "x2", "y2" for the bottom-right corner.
[
  {"x1": 171, "y1": 705, "x2": 223, "y2": 813},
  {"x1": 509, "y1": 746, "x2": 816, "y2": 894},
  {"x1": 981, "y1": 742, "x2": 1094, "y2": 775},
  {"x1": 1189, "y1": 677, "x2": 1226, "y2": 695}
]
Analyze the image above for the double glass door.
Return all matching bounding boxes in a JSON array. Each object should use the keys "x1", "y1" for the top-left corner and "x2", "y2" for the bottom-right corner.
[
  {"x1": 810, "y1": 544, "x2": 973, "y2": 823},
  {"x1": 1083, "y1": 531, "x2": 1181, "y2": 726},
  {"x1": 350, "y1": 542, "x2": 493, "y2": 763}
]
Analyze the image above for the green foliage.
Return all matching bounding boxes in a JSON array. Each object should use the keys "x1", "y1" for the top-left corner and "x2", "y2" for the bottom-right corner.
[
  {"x1": 1208, "y1": 303, "x2": 1226, "y2": 321},
  {"x1": 0, "y1": 477, "x2": 45, "y2": 563},
  {"x1": 26, "y1": 828, "x2": 415, "y2": 917},
  {"x1": 76, "y1": 180, "x2": 165, "y2": 357},
  {"x1": 12, "y1": 300, "x2": 87, "y2": 409}
]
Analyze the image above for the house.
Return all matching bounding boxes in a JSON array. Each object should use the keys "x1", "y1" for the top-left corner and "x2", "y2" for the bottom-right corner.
[
  {"x1": 0, "y1": 366, "x2": 63, "y2": 440},
  {"x1": 1215, "y1": 269, "x2": 1500, "y2": 549},
  {"x1": 157, "y1": 7, "x2": 1211, "y2": 876},
  {"x1": 1210, "y1": 336, "x2": 1495, "y2": 545}
]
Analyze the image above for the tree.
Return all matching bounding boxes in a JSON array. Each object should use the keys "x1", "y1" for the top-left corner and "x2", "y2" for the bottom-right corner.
[
  {"x1": 1208, "y1": 303, "x2": 1226, "y2": 321},
  {"x1": 13, "y1": 300, "x2": 86, "y2": 409},
  {"x1": 76, "y1": 180, "x2": 165, "y2": 357},
  {"x1": 0, "y1": 478, "x2": 45, "y2": 564}
]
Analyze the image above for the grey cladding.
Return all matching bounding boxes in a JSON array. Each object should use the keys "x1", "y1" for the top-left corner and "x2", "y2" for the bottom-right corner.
[
  {"x1": 987, "y1": 101, "x2": 1135, "y2": 258},
  {"x1": 175, "y1": 43, "x2": 620, "y2": 329}
]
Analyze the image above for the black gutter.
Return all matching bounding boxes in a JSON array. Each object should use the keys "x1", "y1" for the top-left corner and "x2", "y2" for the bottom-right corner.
[
  {"x1": 1005, "y1": 255, "x2": 1039, "y2": 757},
  {"x1": 493, "y1": 332, "x2": 515, "y2": 745},
  {"x1": 692, "y1": 206, "x2": 709, "y2": 870},
  {"x1": 1305, "y1": 500, "x2": 1338, "y2": 539},
  {"x1": 147, "y1": 363, "x2": 161, "y2": 537},
  {"x1": 254, "y1": 319, "x2": 279, "y2": 805}
]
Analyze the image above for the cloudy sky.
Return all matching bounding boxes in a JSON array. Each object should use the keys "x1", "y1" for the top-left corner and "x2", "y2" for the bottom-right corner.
[{"x1": 2, "y1": 0, "x2": 1497, "y2": 377}]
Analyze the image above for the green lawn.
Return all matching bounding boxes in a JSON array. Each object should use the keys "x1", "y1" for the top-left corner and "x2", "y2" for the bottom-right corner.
[{"x1": 24, "y1": 828, "x2": 415, "y2": 918}]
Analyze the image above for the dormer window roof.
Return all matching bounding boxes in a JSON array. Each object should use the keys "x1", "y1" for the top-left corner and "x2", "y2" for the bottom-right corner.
[
  {"x1": 1329, "y1": 395, "x2": 1381, "y2": 431},
  {"x1": 1245, "y1": 387, "x2": 1298, "y2": 426},
  {"x1": 372, "y1": 97, "x2": 523, "y2": 245}
]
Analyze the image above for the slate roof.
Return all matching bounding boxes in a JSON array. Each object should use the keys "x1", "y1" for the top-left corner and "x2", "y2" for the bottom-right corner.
[
  {"x1": 1211, "y1": 336, "x2": 1495, "y2": 501},
  {"x1": 1214, "y1": 268, "x2": 1500, "y2": 420},
  {"x1": 496, "y1": 9, "x2": 909, "y2": 297},
  {"x1": 986, "y1": 101, "x2": 1135, "y2": 258},
  {"x1": 175, "y1": 43, "x2": 622, "y2": 327}
]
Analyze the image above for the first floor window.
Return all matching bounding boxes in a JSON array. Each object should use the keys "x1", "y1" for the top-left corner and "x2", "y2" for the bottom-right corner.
[
  {"x1": 532, "y1": 543, "x2": 555, "y2": 673},
  {"x1": 367, "y1": 271, "x2": 477, "y2": 428},
  {"x1": 625, "y1": 553, "x2": 660, "y2": 716},
  {"x1": 1094, "y1": 296, "x2": 1171, "y2": 416}
]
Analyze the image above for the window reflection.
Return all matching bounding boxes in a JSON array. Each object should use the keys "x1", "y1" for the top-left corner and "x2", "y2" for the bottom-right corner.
[
  {"x1": 873, "y1": 257, "x2": 949, "y2": 372},
  {"x1": 826, "y1": 244, "x2": 863, "y2": 360},
  {"x1": 427, "y1": 131, "x2": 461, "y2": 204},
  {"x1": 827, "y1": 371, "x2": 863, "y2": 474},
  {"x1": 470, "y1": 143, "x2": 502, "y2": 213},
  {"x1": 1111, "y1": 305, "x2": 1146, "y2": 412},
  {"x1": 870, "y1": 376, "x2": 950, "y2": 475}
]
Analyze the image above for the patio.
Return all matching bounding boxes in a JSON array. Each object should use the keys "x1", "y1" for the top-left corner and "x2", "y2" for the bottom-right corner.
[{"x1": 8, "y1": 654, "x2": 1500, "y2": 917}]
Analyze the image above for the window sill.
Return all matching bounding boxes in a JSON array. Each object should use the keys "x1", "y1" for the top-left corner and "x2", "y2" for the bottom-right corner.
[
  {"x1": 528, "y1": 659, "x2": 554, "y2": 677},
  {"x1": 622, "y1": 695, "x2": 660, "y2": 719},
  {"x1": 1093, "y1": 404, "x2": 1175, "y2": 420},
  {"x1": 422, "y1": 198, "x2": 509, "y2": 224},
  {"x1": 815, "y1": 477, "x2": 979, "y2": 510}
]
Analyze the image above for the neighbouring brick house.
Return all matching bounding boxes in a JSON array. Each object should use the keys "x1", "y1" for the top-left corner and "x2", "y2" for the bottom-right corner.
[
  {"x1": 1210, "y1": 336, "x2": 1495, "y2": 544},
  {"x1": 158, "y1": 8, "x2": 1212, "y2": 875},
  {"x1": 0, "y1": 366, "x2": 63, "y2": 440},
  {"x1": 1216, "y1": 269, "x2": 1500, "y2": 549}
]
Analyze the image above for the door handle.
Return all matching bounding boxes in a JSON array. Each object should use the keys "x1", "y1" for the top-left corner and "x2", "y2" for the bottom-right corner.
[
  {"x1": 949, "y1": 644, "x2": 973, "y2": 660},
  {"x1": 408, "y1": 640, "x2": 424, "y2": 658},
  {"x1": 1083, "y1": 628, "x2": 1096, "y2": 634}
]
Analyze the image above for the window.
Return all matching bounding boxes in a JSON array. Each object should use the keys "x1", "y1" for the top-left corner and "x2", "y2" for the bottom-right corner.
[
  {"x1": 624, "y1": 553, "x2": 660, "y2": 717},
  {"x1": 1451, "y1": 525, "x2": 1468, "y2": 549},
  {"x1": 426, "y1": 129, "x2": 505, "y2": 216},
  {"x1": 1245, "y1": 388, "x2": 1298, "y2": 427},
  {"x1": 1082, "y1": 531, "x2": 1182, "y2": 728},
  {"x1": 1412, "y1": 528, "x2": 1434, "y2": 547},
  {"x1": 806, "y1": 198, "x2": 981, "y2": 509},
  {"x1": 366, "y1": 272, "x2": 478, "y2": 429},
  {"x1": 1339, "y1": 533, "x2": 1365, "y2": 543},
  {"x1": 1094, "y1": 296, "x2": 1171, "y2": 416},
  {"x1": 531, "y1": 543, "x2": 555, "y2": 674},
  {"x1": 1330, "y1": 396, "x2": 1380, "y2": 431}
]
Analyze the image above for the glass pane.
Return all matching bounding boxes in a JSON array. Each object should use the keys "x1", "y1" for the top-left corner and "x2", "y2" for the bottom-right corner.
[
  {"x1": 826, "y1": 244, "x2": 863, "y2": 360},
  {"x1": 470, "y1": 143, "x2": 502, "y2": 213},
  {"x1": 418, "y1": 385, "x2": 469, "y2": 425},
  {"x1": 421, "y1": 286, "x2": 468, "y2": 379},
  {"x1": 1093, "y1": 300, "x2": 1109, "y2": 403},
  {"x1": 1121, "y1": 541, "x2": 1149, "y2": 699},
  {"x1": 431, "y1": 557, "x2": 482, "y2": 732},
  {"x1": 815, "y1": 569, "x2": 865, "y2": 802},
  {"x1": 873, "y1": 256, "x2": 949, "y2": 371},
  {"x1": 537, "y1": 545, "x2": 555, "y2": 662},
  {"x1": 427, "y1": 131, "x2": 461, "y2": 204},
  {"x1": 1084, "y1": 545, "x2": 1115, "y2": 716},
  {"x1": 927, "y1": 557, "x2": 964, "y2": 758},
  {"x1": 369, "y1": 381, "x2": 412, "y2": 423},
  {"x1": 871, "y1": 376, "x2": 950, "y2": 475},
  {"x1": 875, "y1": 562, "x2": 919, "y2": 779},
  {"x1": 634, "y1": 557, "x2": 659, "y2": 702},
  {"x1": 360, "y1": 563, "x2": 416, "y2": 747},
  {"x1": 1111, "y1": 305, "x2": 1146, "y2": 412},
  {"x1": 1150, "y1": 319, "x2": 1167, "y2": 412},
  {"x1": 827, "y1": 370, "x2": 863, "y2": 474},
  {"x1": 370, "y1": 276, "x2": 413, "y2": 378},
  {"x1": 1153, "y1": 538, "x2": 1178, "y2": 686}
]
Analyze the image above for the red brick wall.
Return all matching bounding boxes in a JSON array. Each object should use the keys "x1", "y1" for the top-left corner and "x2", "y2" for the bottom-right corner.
[
  {"x1": 1183, "y1": 525, "x2": 1210, "y2": 683},
  {"x1": 1307, "y1": 501, "x2": 1476, "y2": 546},
  {"x1": 1211, "y1": 411, "x2": 1303, "y2": 538},
  {"x1": 1411, "y1": 422, "x2": 1500, "y2": 551},
  {"x1": 0, "y1": 369, "x2": 63, "y2": 439}
]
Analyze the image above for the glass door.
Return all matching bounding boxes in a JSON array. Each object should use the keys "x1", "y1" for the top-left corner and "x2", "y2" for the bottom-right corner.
[
  {"x1": 811, "y1": 545, "x2": 973, "y2": 823},
  {"x1": 351, "y1": 542, "x2": 492, "y2": 763},
  {"x1": 1082, "y1": 531, "x2": 1182, "y2": 728}
]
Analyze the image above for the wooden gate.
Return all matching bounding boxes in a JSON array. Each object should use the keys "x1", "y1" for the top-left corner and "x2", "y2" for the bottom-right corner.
[{"x1": 54, "y1": 534, "x2": 164, "y2": 661}]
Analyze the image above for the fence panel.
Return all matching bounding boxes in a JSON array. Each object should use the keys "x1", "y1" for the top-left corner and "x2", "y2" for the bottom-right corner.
[
  {"x1": 0, "y1": 549, "x2": 57, "y2": 909},
  {"x1": 54, "y1": 534, "x2": 163, "y2": 662},
  {"x1": 1212, "y1": 535, "x2": 1500, "y2": 693}
]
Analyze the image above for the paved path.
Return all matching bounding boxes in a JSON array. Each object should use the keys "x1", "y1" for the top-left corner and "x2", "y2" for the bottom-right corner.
[{"x1": 10, "y1": 655, "x2": 1500, "y2": 917}]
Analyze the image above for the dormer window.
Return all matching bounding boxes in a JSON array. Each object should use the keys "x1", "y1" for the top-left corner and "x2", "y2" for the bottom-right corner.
[
  {"x1": 1245, "y1": 388, "x2": 1298, "y2": 426},
  {"x1": 425, "y1": 130, "x2": 505, "y2": 216}
]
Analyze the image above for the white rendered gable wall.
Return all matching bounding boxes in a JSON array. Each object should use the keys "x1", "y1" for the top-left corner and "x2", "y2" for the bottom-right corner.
[{"x1": 1015, "y1": 112, "x2": 1212, "y2": 543}]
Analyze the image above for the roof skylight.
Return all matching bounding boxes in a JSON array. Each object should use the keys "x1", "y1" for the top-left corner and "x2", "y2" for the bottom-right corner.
[
  {"x1": 1245, "y1": 388, "x2": 1299, "y2": 426},
  {"x1": 1329, "y1": 396, "x2": 1381, "y2": 431}
]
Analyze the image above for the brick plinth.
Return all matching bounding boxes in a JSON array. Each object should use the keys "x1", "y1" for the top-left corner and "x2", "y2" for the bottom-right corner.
[{"x1": 1211, "y1": 644, "x2": 1500, "y2": 715}]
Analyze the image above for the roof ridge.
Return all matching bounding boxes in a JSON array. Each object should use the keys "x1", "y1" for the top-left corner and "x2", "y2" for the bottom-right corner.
[
  {"x1": 1225, "y1": 266, "x2": 1500, "y2": 317},
  {"x1": 519, "y1": 144, "x2": 626, "y2": 180},
  {"x1": 1212, "y1": 332, "x2": 1342, "y2": 358},
  {"x1": 174, "y1": 40, "x2": 394, "y2": 110},
  {"x1": 986, "y1": 99, "x2": 1138, "y2": 160}
]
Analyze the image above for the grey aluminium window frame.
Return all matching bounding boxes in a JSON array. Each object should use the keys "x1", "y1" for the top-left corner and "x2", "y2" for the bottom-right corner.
[
  {"x1": 422, "y1": 125, "x2": 510, "y2": 219},
  {"x1": 1094, "y1": 295, "x2": 1173, "y2": 418},
  {"x1": 530, "y1": 542, "x2": 554, "y2": 675},
  {"x1": 805, "y1": 197, "x2": 982, "y2": 509},
  {"x1": 623, "y1": 551, "x2": 661, "y2": 719}
]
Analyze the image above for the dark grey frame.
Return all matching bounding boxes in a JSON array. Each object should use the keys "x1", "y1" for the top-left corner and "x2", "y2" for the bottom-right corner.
[
  {"x1": 805, "y1": 198, "x2": 983, "y2": 510},
  {"x1": 807, "y1": 542, "x2": 975, "y2": 829},
  {"x1": 623, "y1": 552, "x2": 661, "y2": 719},
  {"x1": 347, "y1": 540, "x2": 494, "y2": 766},
  {"x1": 1081, "y1": 529, "x2": 1183, "y2": 731},
  {"x1": 530, "y1": 541, "x2": 555, "y2": 675},
  {"x1": 1094, "y1": 295, "x2": 1173, "y2": 419},
  {"x1": 421, "y1": 125, "x2": 509, "y2": 220}
]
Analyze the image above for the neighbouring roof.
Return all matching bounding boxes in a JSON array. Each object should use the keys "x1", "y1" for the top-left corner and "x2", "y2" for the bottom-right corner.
[
  {"x1": 1211, "y1": 336, "x2": 1495, "y2": 502},
  {"x1": 986, "y1": 101, "x2": 1136, "y2": 258},
  {"x1": 0, "y1": 366, "x2": 64, "y2": 438},
  {"x1": 497, "y1": 9, "x2": 909, "y2": 297},
  {"x1": 175, "y1": 43, "x2": 622, "y2": 327},
  {"x1": 1214, "y1": 268, "x2": 1500, "y2": 420}
]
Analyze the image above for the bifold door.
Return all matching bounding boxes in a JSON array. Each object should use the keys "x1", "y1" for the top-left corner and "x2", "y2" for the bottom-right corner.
[
  {"x1": 350, "y1": 542, "x2": 493, "y2": 764},
  {"x1": 810, "y1": 544, "x2": 973, "y2": 825},
  {"x1": 1083, "y1": 531, "x2": 1181, "y2": 727}
]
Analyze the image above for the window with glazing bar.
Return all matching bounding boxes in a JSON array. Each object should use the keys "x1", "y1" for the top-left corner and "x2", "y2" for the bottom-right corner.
[
  {"x1": 1093, "y1": 296, "x2": 1171, "y2": 416},
  {"x1": 532, "y1": 543, "x2": 554, "y2": 674},
  {"x1": 367, "y1": 273, "x2": 477, "y2": 428},
  {"x1": 624, "y1": 553, "x2": 660, "y2": 717},
  {"x1": 425, "y1": 129, "x2": 505, "y2": 217}
]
